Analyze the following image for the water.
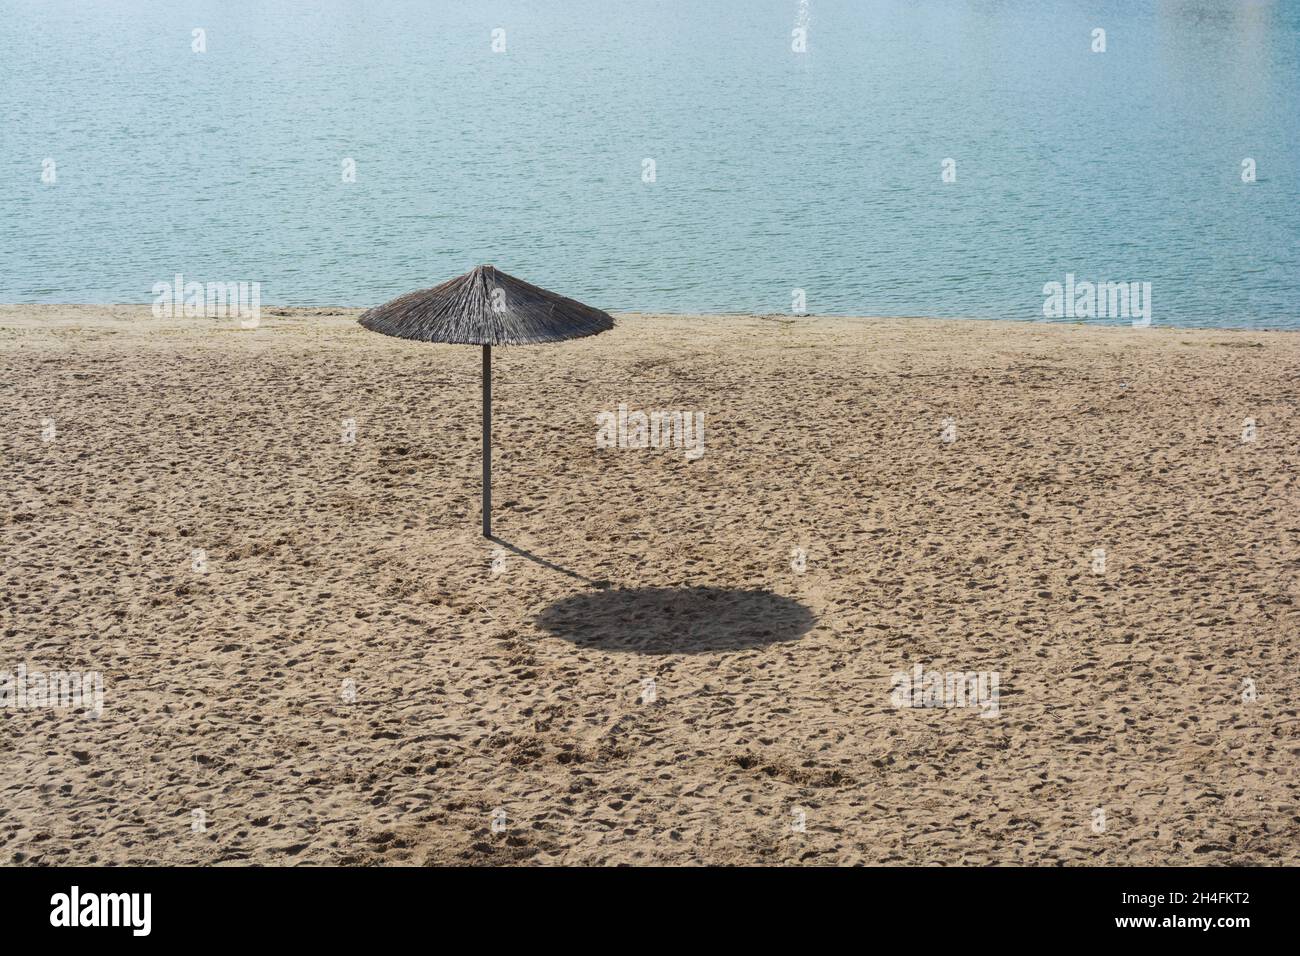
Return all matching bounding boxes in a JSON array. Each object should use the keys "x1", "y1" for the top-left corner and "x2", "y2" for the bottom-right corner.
[{"x1": 2, "y1": 0, "x2": 1297, "y2": 328}]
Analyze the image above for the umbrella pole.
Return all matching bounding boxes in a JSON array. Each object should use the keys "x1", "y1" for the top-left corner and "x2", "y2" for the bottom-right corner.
[{"x1": 482, "y1": 344, "x2": 491, "y2": 538}]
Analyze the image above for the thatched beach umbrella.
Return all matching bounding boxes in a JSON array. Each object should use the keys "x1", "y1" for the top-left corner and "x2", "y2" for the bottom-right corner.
[{"x1": 359, "y1": 265, "x2": 614, "y2": 537}]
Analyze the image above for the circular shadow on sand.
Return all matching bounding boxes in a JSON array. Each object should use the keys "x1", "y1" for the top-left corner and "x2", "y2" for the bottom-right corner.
[{"x1": 534, "y1": 587, "x2": 815, "y2": 655}]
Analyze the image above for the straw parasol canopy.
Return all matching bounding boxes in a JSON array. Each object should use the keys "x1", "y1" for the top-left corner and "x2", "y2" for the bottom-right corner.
[
  {"x1": 359, "y1": 264, "x2": 613, "y2": 345},
  {"x1": 358, "y1": 265, "x2": 615, "y2": 537}
]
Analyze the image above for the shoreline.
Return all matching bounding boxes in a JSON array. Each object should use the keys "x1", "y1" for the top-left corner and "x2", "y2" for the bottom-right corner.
[{"x1": 1, "y1": 303, "x2": 1296, "y2": 335}]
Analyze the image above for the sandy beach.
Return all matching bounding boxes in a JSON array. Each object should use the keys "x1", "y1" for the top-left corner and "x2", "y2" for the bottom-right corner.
[{"x1": 2, "y1": 305, "x2": 1297, "y2": 866}]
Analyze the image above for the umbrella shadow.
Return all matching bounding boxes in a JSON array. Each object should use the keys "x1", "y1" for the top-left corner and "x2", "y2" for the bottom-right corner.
[
  {"x1": 488, "y1": 536, "x2": 611, "y2": 589},
  {"x1": 534, "y1": 586, "x2": 815, "y2": 654}
]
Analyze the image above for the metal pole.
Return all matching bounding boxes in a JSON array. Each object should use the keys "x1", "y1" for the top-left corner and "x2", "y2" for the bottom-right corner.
[{"x1": 482, "y1": 344, "x2": 491, "y2": 537}]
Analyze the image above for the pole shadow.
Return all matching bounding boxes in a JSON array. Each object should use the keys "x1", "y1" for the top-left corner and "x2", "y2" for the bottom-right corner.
[
  {"x1": 488, "y1": 536, "x2": 611, "y2": 588},
  {"x1": 534, "y1": 586, "x2": 815, "y2": 654}
]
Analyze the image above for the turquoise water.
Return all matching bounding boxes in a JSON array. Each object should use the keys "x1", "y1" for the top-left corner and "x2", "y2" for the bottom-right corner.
[{"x1": 2, "y1": 0, "x2": 1297, "y2": 328}]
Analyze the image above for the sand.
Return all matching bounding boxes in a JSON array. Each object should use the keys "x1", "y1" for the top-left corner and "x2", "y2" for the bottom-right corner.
[{"x1": 2, "y1": 304, "x2": 1297, "y2": 866}]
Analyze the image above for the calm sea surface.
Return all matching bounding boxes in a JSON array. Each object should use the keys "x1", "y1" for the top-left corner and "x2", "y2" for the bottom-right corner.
[{"x1": 1, "y1": 0, "x2": 1297, "y2": 328}]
